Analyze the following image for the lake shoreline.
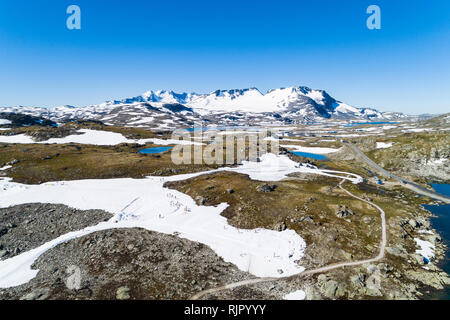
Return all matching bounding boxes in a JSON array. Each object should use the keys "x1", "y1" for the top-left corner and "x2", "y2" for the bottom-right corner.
[{"x1": 421, "y1": 183, "x2": 450, "y2": 300}]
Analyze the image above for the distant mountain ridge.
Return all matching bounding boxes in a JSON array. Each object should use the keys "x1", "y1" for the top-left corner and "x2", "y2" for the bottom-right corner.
[{"x1": 0, "y1": 86, "x2": 408, "y2": 129}]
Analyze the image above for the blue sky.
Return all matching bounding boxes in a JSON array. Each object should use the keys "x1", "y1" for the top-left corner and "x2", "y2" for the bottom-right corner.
[{"x1": 0, "y1": 0, "x2": 449, "y2": 114}]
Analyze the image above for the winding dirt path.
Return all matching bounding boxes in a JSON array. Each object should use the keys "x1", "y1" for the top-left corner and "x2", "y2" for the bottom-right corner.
[{"x1": 190, "y1": 179, "x2": 387, "y2": 300}]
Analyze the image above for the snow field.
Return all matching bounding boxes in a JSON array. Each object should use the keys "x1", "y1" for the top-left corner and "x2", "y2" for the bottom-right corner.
[{"x1": 0, "y1": 153, "x2": 363, "y2": 288}]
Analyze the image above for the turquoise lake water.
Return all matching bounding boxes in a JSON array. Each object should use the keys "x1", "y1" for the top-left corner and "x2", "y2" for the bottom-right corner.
[
  {"x1": 291, "y1": 151, "x2": 328, "y2": 160},
  {"x1": 423, "y1": 183, "x2": 450, "y2": 299},
  {"x1": 139, "y1": 147, "x2": 173, "y2": 154}
]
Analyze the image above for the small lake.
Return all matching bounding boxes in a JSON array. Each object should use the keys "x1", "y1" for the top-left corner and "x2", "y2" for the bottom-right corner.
[
  {"x1": 423, "y1": 183, "x2": 450, "y2": 300},
  {"x1": 291, "y1": 151, "x2": 328, "y2": 160},
  {"x1": 139, "y1": 147, "x2": 173, "y2": 154},
  {"x1": 344, "y1": 121, "x2": 398, "y2": 127}
]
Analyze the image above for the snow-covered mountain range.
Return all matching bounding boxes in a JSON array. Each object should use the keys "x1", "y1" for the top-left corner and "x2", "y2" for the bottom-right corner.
[{"x1": 0, "y1": 86, "x2": 407, "y2": 129}]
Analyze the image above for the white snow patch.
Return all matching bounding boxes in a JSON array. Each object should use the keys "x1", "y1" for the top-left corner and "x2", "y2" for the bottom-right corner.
[
  {"x1": 376, "y1": 142, "x2": 393, "y2": 149},
  {"x1": 427, "y1": 158, "x2": 447, "y2": 166},
  {"x1": 320, "y1": 139, "x2": 336, "y2": 142},
  {"x1": 225, "y1": 153, "x2": 362, "y2": 183},
  {"x1": 335, "y1": 103, "x2": 360, "y2": 114},
  {"x1": 418, "y1": 230, "x2": 434, "y2": 235},
  {"x1": 42, "y1": 129, "x2": 134, "y2": 145},
  {"x1": 402, "y1": 128, "x2": 434, "y2": 133},
  {"x1": 0, "y1": 119, "x2": 12, "y2": 125},
  {"x1": 127, "y1": 117, "x2": 155, "y2": 125},
  {"x1": 333, "y1": 134, "x2": 360, "y2": 137},
  {"x1": 217, "y1": 131, "x2": 249, "y2": 135},
  {"x1": 264, "y1": 137, "x2": 305, "y2": 143},
  {"x1": 0, "y1": 134, "x2": 36, "y2": 144},
  {"x1": 358, "y1": 127, "x2": 380, "y2": 132},
  {"x1": 283, "y1": 290, "x2": 306, "y2": 300},
  {"x1": 0, "y1": 129, "x2": 202, "y2": 146},
  {"x1": 414, "y1": 238, "x2": 435, "y2": 262}
]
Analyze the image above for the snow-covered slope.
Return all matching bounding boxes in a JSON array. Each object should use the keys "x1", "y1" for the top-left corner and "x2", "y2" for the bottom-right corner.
[
  {"x1": 110, "y1": 86, "x2": 339, "y2": 114},
  {"x1": 0, "y1": 86, "x2": 407, "y2": 128}
]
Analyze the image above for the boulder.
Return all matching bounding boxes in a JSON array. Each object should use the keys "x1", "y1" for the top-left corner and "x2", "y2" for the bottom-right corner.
[
  {"x1": 317, "y1": 275, "x2": 346, "y2": 299},
  {"x1": 323, "y1": 280, "x2": 339, "y2": 298},
  {"x1": 273, "y1": 221, "x2": 287, "y2": 232},
  {"x1": 299, "y1": 216, "x2": 314, "y2": 223},
  {"x1": 386, "y1": 246, "x2": 408, "y2": 259},
  {"x1": 20, "y1": 289, "x2": 50, "y2": 300},
  {"x1": 411, "y1": 253, "x2": 426, "y2": 265},
  {"x1": 0, "y1": 226, "x2": 7, "y2": 237},
  {"x1": 116, "y1": 286, "x2": 131, "y2": 300},
  {"x1": 335, "y1": 205, "x2": 355, "y2": 218},
  {"x1": 408, "y1": 219, "x2": 420, "y2": 229},
  {"x1": 350, "y1": 274, "x2": 366, "y2": 288},
  {"x1": 195, "y1": 196, "x2": 206, "y2": 205},
  {"x1": 256, "y1": 184, "x2": 277, "y2": 193},
  {"x1": 6, "y1": 159, "x2": 19, "y2": 165}
]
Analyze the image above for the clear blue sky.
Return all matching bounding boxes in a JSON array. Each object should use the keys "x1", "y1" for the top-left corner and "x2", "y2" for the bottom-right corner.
[{"x1": 1, "y1": 0, "x2": 449, "y2": 114}]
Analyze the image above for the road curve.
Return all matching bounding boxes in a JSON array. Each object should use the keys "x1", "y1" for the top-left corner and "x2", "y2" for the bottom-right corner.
[
  {"x1": 343, "y1": 141, "x2": 450, "y2": 204},
  {"x1": 190, "y1": 179, "x2": 387, "y2": 300}
]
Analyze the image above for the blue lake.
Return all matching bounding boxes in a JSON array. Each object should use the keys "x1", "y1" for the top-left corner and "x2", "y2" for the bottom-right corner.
[
  {"x1": 344, "y1": 121, "x2": 398, "y2": 127},
  {"x1": 139, "y1": 147, "x2": 173, "y2": 154},
  {"x1": 423, "y1": 183, "x2": 450, "y2": 300},
  {"x1": 291, "y1": 151, "x2": 328, "y2": 160}
]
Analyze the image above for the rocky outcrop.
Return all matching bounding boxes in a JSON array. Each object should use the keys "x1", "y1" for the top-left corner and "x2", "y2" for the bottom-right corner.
[
  {"x1": 256, "y1": 184, "x2": 277, "y2": 193},
  {"x1": 273, "y1": 221, "x2": 287, "y2": 232},
  {"x1": 317, "y1": 274, "x2": 347, "y2": 299},
  {"x1": 386, "y1": 245, "x2": 408, "y2": 259},
  {"x1": 371, "y1": 133, "x2": 450, "y2": 182},
  {"x1": 0, "y1": 203, "x2": 112, "y2": 260},
  {"x1": 335, "y1": 205, "x2": 355, "y2": 218},
  {"x1": 0, "y1": 112, "x2": 57, "y2": 128},
  {"x1": 116, "y1": 286, "x2": 131, "y2": 300},
  {"x1": 0, "y1": 228, "x2": 250, "y2": 300}
]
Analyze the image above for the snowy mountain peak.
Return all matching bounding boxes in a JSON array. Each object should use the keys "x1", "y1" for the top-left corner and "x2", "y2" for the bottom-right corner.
[
  {"x1": 111, "y1": 86, "x2": 334, "y2": 113},
  {"x1": 0, "y1": 85, "x2": 407, "y2": 128},
  {"x1": 99, "y1": 85, "x2": 406, "y2": 122}
]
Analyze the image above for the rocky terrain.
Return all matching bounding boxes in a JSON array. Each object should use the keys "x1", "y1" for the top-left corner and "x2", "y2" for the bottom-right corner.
[
  {"x1": 0, "y1": 203, "x2": 112, "y2": 260},
  {"x1": 165, "y1": 169, "x2": 450, "y2": 300},
  {"x1": 2, "y1": 201, "x2": 447, "y2": 300},
  {"x1": 421, "y1": 112, "x2": 450, "y2": 128},
  {"x1": 0, "y1": 227, "x2": 255, "y2": 300},
  {"x1": 0, "y1": 112, "x2": 57, "y2": 128},
  {"x1": 353, "y1": 132, "x2": 449, "y2": 183}
]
